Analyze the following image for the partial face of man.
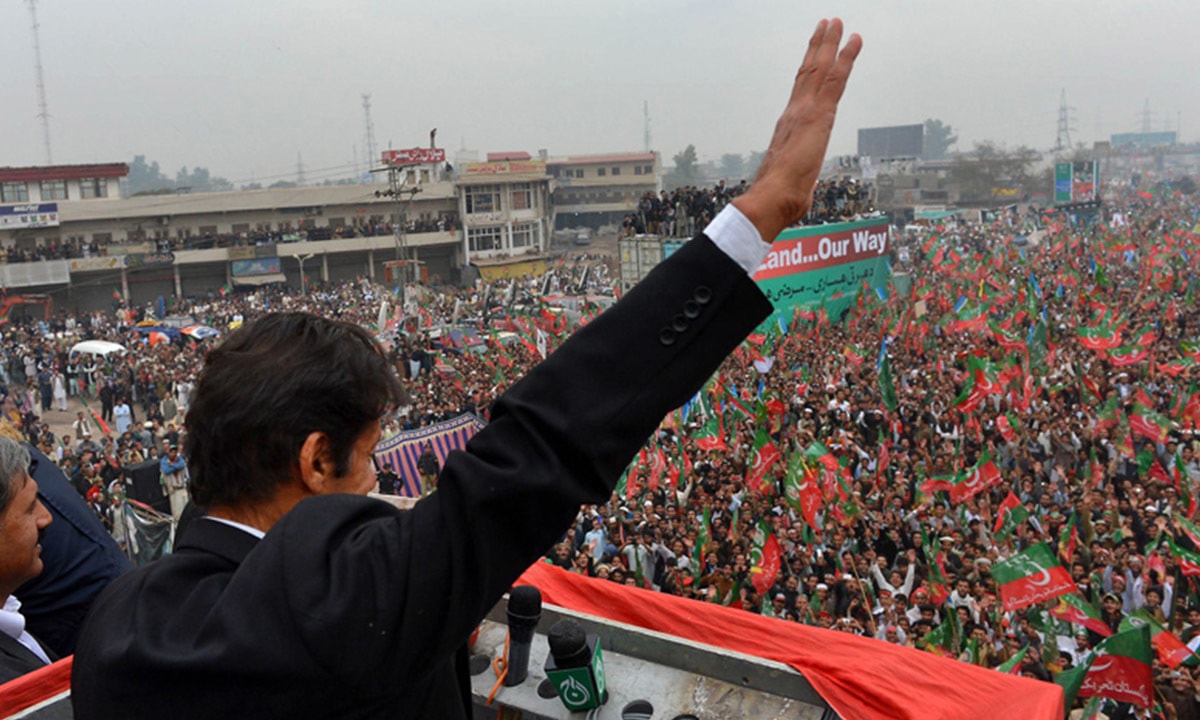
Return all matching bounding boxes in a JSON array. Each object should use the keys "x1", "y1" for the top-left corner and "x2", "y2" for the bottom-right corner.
[
  {"x1": 0, "y1": 472, "x2": 52, "y2": 596},
  {"x1": 324, "y1": 423, "x2": 384, "y2": 496}
]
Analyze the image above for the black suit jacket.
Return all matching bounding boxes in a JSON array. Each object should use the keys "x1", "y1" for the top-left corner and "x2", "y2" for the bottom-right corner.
[
  {"x1": 71, "y1": 233, "x2": 772, "y2": 719},
  {"x1": 0, "y1": 624, "x2": 56, "y2": 685}
]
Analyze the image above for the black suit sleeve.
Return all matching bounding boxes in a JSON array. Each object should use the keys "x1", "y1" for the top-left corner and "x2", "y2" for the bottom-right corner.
[{"x1": 268, "y1": 233, "x2": 772, "y2": 688}]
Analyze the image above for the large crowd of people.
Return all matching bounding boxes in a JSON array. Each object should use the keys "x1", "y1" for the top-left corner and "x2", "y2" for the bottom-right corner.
[
  {"x1": 3, "y1": 174, "x2": 1199, "y2": 716},
  {"x1": 623, "y1": 176, "x2": 875, "y2": 239}
]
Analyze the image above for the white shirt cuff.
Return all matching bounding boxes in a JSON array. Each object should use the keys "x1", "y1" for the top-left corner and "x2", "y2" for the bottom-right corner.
[{"x1": 704, "y1": 204, "x2": 771, "y2": 275}]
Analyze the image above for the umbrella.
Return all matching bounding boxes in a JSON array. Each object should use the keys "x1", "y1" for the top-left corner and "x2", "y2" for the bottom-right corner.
[{"x1": 180, "y1": 325, "x2": 221, "y2": 340}]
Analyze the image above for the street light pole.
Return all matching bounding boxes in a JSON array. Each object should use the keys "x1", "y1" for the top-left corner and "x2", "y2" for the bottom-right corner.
[{"x1": 297, "y1": 252, "x2": 315, "y2": 296}]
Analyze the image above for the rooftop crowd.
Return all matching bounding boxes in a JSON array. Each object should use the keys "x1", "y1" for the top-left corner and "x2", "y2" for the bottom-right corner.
[
  {"x1": 2, "y1": 212, "x2": 460, "y2": 263},
  {"x1": 2, "y1": 175, "x2": 1199, "y2": 716},
  {"x1": 623, "y1": 176, "x2": 874, "y2": 238}
]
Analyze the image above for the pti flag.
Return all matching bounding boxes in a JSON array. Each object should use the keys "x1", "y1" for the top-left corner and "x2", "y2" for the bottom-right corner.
[
  {"x1": 1078, "y1": 626, "x2": 1153, "y2": 708},
  {"x1": 1120, "y1": 609, "x2": 1196, "y2": 669},
  {"x1": 992, "y1": 542, "x2": 1075, "y2": 611},
  {"x1": 748, "y1": 519, "x2": 782, "y2": 595},
  {"x1": 1048, "y1": 594, "x2": 1112, "y2": 638}
]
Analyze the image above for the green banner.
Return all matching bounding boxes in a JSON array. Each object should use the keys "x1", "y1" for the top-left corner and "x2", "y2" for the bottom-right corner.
[{"x1": 752, "y1": 218, "x2": 891, "y2": 324}]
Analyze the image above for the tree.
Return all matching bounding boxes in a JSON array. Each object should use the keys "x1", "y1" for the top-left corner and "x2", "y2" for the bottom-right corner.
[
  {"x1": 746, "y1": 150, "x2": 766, "y2": 179},
  {"x1": 665, "y1": 144, "x2": 700, "y2": 189},
  {"x1": 923, "y1": 118, "x2": 958, "y2": 161},
  {"x1": 949, "y1": 141, "x2": 1040, "y2": 202},
  {"x1": 718, "y1": 153, "x2": 746, "y2": 181},
  {"x1": 127, "y1": 155, "x2": 174, "y2": 195}
]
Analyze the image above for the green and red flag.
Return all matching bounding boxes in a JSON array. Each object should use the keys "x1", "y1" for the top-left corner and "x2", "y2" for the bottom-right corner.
[
  {"x1": 693, "y1": 413, "x2": 727, "y2": 452},
  {"x1": 1107, "y1": 344, "x2": 1150, "y2": 367},
  {"x1": 1078, "y1": 626, "x2": 1154, "y2": 708},
  {"x1": 996, "y1": 645, "x2": 1028, "y2": 675},
  {"x1": 1129, "y1": 403, "x2": 1172, "y2": 444},
  {"x1": 996, "y1": 412, "x2": 1021, "y2": 443},
  {"x1": 879, "y1": 351, "x2": 898, "y2": 413},
  {"x1": 1049, "y1": 594, "x2": 1112, "y2": 638},
  {"x1": 949, "y1": 301, "x2": 987, "y2": 332},
  {"x1": 1058, "y1": 511, "x2": 1080, "y2": 564},
  {"x1": 1055, "y1": 658, "x2": 1093, "y2": 711},
  {"x1": 994, "y1": 491, "x2": 1029, "y2": 539},
  {"x1": 783, "y1": 454, "x2": 822, "y2": 530},
  {"x1": 1120, "y1": 609, "x2": 1196, "y2": 669},
  {"x1": 992, "y1": 542, "x2": 1076, "y2": 611},
  {"x1": 692, "y1": 507, "x2": 712, "y2": 581},
  {"x1": 956, "y1": 450, "x2": 1003, "y2": 501},
  {"x1": 1165, "y1": 533, "x2": 1200, "y2": 577},
  {"x1": 745, "y1": 427, "x2": 781, "y2": 493},
  {"x1": 748, "y1": 519, "x2": 782, "y2": 595},
  {"x1": 1077, "y1": 324, "x2": 1122, "y2": 351}
]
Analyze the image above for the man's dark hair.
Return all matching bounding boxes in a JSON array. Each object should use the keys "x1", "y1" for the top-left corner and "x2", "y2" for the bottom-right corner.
[{"x1": 186, "y1": 312, "x2": 405, "y2": 507}]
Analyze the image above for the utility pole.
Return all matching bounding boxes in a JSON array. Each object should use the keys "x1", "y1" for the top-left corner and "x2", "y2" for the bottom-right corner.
[
  {"x1": 371, "y1": 164, "x2": 423, "y2": 318},
  {"x1": 297, "y1": 253, "x2": 314, "y2": 295},
  {"x1": 1054, "y1": 89, "x2": 1075, "y2": 153},
  {"x1": 643, "y1": 100, "x2": 652, "y2": 153},
  {"x1": 362, "y1": 94, "x2": 377, "y2": 175},
  {"x1": 296, "y1": 152, "x2": 305, "y2": 185},
  {"x1": 27, "y1": 0, "x2": 52, "y2": 164}
]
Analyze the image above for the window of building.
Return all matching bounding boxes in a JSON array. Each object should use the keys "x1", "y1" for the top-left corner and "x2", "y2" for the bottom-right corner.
[
  {"x1": 231, "y1": 223, "x2": 250, "y2": 234},
  {"x1": 325, "y1": 217, "x2": 344, "y2": 229},
  {"x1": 92, "y1": 232, "x2": 112, "y2": 244},
  {"x1": 511, "y1": 183, "x2": 533, "y2": 211},
  {"x1": 198, "y1": 225, "x2": 218, "y2": 235},
  {"x1": 465, "y1": 184, "x2": 502, "y2": 214},
  {"x1": 511, "y1": 222, "x2": 535, "y2": 249},
  {"x1": 611, "y1": 167, "x2": 620, "y2": 176},
  {"x1": 40, "y1": 180, "x2": 67, "y2": 200},
  {"x1": 643, "y1": 165, "x2": 653, "y2": 175},
  {"x1": 634, "y1": 166, "x2": 643, "y2": 176},
  {"x1": 79, "y1": 178, "x2": 108, "y2": 199},
  {"x1": 597, "y1": 168, "x2": 606, "y2": 177},
  {"x1": 574, "y1": 169, "x2": 584, "y2": 179},
  {"x1": 0, "y1": 182, "x2": 27, "y2": 203},
  {"x1": 467, "y1": 226, "x2": 503, "y2": 253}
]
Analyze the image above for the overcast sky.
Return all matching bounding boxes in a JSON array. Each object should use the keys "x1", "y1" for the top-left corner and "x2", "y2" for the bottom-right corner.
[{"x1": 1, "y1": 1, "x2": 1194, "y2": 186}]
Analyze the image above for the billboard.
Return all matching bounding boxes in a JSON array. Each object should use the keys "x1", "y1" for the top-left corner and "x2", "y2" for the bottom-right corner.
[
  {"x1": 231, "y1": 258, "x2": 282, "y2": 277},
  {"x1": 463, "y1": 161, "x2": 546, "y2": 176},
  {"x1": 857, "y1": 124, "x2": 923, "y2": 159},
  {"x1": 1054, "y1": 161, "x2": 1099, "y2": 204},
  {"x1": 753, "y1": 218, "x2": 891, "y2": 322},
  {"x1": 0, "y1": 202, "x2": 59, "y2": 229},
  {"x1": 1110, "y1": 132, "x2": 1176, "y2": 149},
  {"x1": 382, "y1": 148, "x2": 446, "y2": 165}
]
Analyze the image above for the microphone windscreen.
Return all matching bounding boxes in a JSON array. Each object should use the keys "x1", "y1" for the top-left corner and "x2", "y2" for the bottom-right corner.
[
  {"x1": 509, "y1": 585, "x2": 542, "y2": 619},
  {"x1": 547, "y1": 619, "x2": 587, "y2": 660}
]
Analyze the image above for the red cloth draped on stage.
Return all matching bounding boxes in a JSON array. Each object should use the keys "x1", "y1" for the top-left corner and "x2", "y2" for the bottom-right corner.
[
  {"x1": 0, "y1": 657, "x2": 73, "y2": 716},
  {"x1": 518, "y1": 562, "x2": 1062, "y2": 720}
]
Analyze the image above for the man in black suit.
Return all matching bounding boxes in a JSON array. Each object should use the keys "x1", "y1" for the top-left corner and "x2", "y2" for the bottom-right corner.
[
  {"x1": 72, "y1": 18, "x2": 861, "y2": 720},
  {"x1": 0, "y1": 439, "x2": 56, "y2": 684}
]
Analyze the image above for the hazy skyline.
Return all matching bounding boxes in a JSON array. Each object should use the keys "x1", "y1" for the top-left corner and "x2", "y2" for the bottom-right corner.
[{"x1": 1, "y1": 1, "x2": 1195, "y2": 186}]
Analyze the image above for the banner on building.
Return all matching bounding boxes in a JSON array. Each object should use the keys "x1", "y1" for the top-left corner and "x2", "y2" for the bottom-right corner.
[
  {"x1": 0, "y1": 203, "x2": 59, "y2": 229},
  {"x1": 231, "y1": 258, "x2": 282, "y2": 277},
  {"x1": 373, "y1": 413, "x2": 486, "y2": 497},
  {"x1": 752, "y1": 218, "x2": 891, "y2": 323}
]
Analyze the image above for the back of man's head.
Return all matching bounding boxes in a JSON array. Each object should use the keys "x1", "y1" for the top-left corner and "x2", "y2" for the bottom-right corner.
[{"x1": 186, "y1": 312, "x2": 405, "y2": 509}]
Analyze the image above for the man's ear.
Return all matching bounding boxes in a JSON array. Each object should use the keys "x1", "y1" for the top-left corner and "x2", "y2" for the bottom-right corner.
[{"x1": 297, "y1": 431, "x2": 336, "y2": 494}]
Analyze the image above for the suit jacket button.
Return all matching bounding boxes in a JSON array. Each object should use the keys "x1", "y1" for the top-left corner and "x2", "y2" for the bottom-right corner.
[
  {"x1": 694, "y1": 286, "x2": 713, "y2": 305},
  {"x1": 672, "y1": 314, "x2": 688, "y2": 333},
  {"x1": 658, "y1": 328, "x2": 676, "y2": 346},
  {"x1": 683, "y1": 300, "x2": 700, "y2": 319}
]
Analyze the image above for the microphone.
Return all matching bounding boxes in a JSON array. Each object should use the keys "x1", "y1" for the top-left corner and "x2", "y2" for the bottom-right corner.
[
  {"x1": 504, "y1": 585, "x2": 542, "y2": 686},
  {"x1": 544, "y1": 619, "x2": 607, "y2": 712}
]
